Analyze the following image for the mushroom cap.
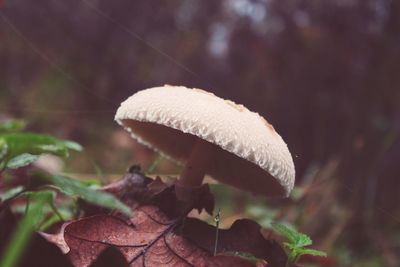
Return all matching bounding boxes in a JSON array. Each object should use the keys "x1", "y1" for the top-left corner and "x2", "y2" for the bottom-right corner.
[{"x1": 115, "y1": 85, "x2": 295, "y2": 197}]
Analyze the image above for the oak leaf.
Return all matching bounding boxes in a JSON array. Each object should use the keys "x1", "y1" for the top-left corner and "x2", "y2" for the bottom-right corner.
[
  {"x1": 43, "y1": 169, "x2": 286, "y2": 266},
  {"x1": 46, "y1": 205, "x2": 269, "y2": 266}
]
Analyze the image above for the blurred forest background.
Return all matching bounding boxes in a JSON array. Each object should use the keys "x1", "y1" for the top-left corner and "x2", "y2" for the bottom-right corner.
[{"x1": 0, "y1": 0, "x2": 399, "y2": 266}]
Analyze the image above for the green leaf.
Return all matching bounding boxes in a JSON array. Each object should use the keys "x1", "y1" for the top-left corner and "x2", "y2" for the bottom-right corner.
[
  {"x1": 39, "y1": 213, "x2": 63, "y2": 231},
  {"x1": 62, "y1": 140, "x2": 83, "y2": 152},
  {"x1": 271, "y1": 222, "x2": 312, "y2": 247},
  {"x1": 39, "y1": 205, "x2": 73, "y2": 231},
  {"x1": 22, "y1": 191, "x2": 55, "y2": 228},
  {"x1": 272, "y1": 222, "x2": 327, "y2": 265},
  {"x1": 0, "y1": 133, "x2": 82, "y2": 165},
  {"x1": 0, "y1": 120, "x2": 26, "y2": 133},
  {"x1": 0, "y1": 186, "x2": 25, "y2": 202},
  {"x1": 0, "y1": 138, "x2": 7, "y2": 161},
  {"x1": 50, "y1": 175, "x2": 132, "y2": 216},
  {"x1": 22, "y1": 191, "x2": 56, "y2": 205},
  {"x1": 0, "y1": 192, "x2": 48, "y2": 267},
  {"x1": 287, "y1": 248, "x2": 299, "y2": 263},
  {"x1": 297, "y1": 248, "x2": 327, "y2": 258},
  {"x1": 6, "y1": 153, "x2": 40, "y2": 169}
]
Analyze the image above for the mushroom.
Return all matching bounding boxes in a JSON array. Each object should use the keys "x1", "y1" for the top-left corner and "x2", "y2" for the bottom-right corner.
[{"x1": 115, "y1": 85, "x2": 295, "y2": 200}]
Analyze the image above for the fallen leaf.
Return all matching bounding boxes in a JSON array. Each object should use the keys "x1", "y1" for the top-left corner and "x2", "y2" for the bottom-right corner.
[
  {"x1": 182, "y1": 218, "x2": 287, "y2": 267},
  {"x1": 89, "y1": 246, "x2": 129, "y2": 267},
  {"x1": 101, "y1": 168, "x2": 214, "y2": 217},
  {"x1": 42, "y1": 169, "x2": 285, "y2": 266},
  {"x1": 150, "y1": 182, "x2": 214, "y2": 218},
  {"x1": 101, "y1": 167, "x2": 170, "y2": 211},
  {"x1": 40, "y1": 223, "x2": 70, "y2": 254},
  {"x1": 49, "y1": 206, "x2": 204, "y2": 266},
  {"x1": 46, "y1": 205, "x2": 281, "y2": 267},
  {"x1": 2, "y1": 232, "x2": 73, "y2": 267},
  {"x1": 102, "y1": 165, "x2": 153, "y2": 199},
  {"x1": 19, "y1": 234, "x2": 73, "y2": 267}
]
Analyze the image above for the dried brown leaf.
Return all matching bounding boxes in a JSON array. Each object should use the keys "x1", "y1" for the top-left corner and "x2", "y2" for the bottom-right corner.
[
  {"x1": 89, "y1": 246, "x2": 129, "y2": 267},
  {"x1": 46, "y1": 206, "x2": 217, "y2": 266},
  {"x1": 14, "y1": 233, "x2": 73, "y2": 267},
  {"x1": 43, "y1": 169, "x2": 285, "y2": 266},
  {"x1": 45, "y1": 204, "x2": 283, "y2": 266},
  {"x1": 40, "y1": 224, "x2": 70, "y2": 254},
  {"x1": 102, "y1": 168, "x2": 214, "y2": 217},
  {"x1": 182, "y1": 218, "x2": 287, "y2": 267}
]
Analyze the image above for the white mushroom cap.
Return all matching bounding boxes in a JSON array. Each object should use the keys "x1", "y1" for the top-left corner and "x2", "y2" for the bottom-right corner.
[{"x1": 115, "y1": 85, "x2": 295, "y2": 197}]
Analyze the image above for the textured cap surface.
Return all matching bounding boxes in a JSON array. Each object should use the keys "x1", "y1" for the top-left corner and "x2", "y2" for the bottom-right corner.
[{"x1": 115, "y1": 85, "x2": 295, "y2": 197}]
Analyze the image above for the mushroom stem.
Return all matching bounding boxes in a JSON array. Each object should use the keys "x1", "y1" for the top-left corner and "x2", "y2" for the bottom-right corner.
[{"x1": 178, "y1": 138, "x2": 215, "y2": 187}]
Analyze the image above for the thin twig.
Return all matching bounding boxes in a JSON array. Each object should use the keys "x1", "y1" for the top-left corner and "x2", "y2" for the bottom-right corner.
[{"x1": 213, "y1": 208, "x2": 221, "y2": 256}]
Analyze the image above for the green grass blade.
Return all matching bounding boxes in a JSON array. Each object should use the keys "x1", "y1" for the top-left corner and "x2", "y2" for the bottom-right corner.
[{"x1": 0, "y1": 194, "x2": 47, "y2": 267}]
